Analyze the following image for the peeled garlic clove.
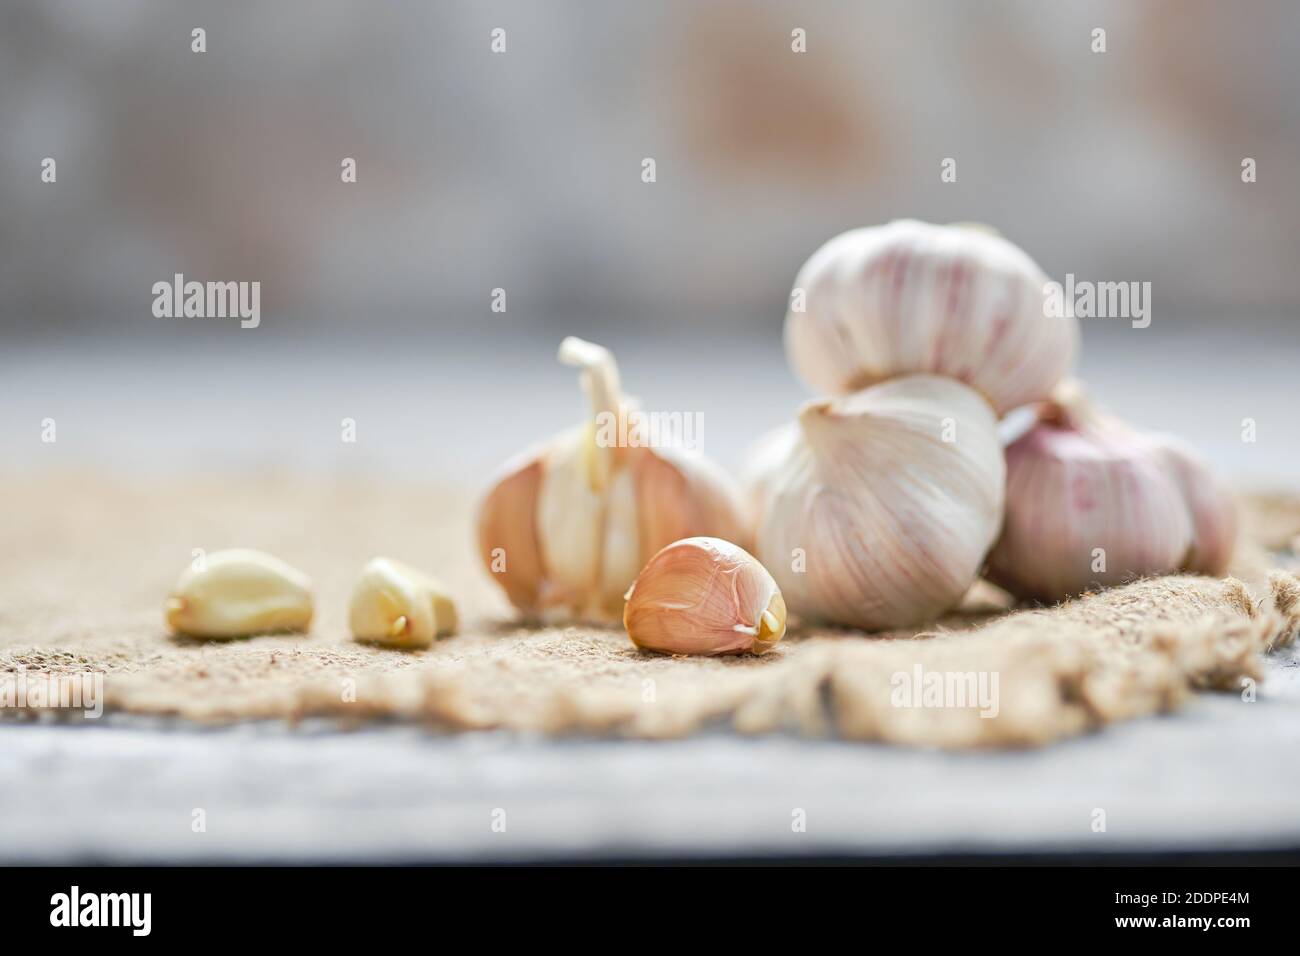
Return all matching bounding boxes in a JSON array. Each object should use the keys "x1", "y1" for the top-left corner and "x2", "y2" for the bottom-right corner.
[
  {"x1": 535, "y1": 423, "x2": 615, "y2": 613},
  {"x1": 349, "y1": 557, "x2": 458, "y2": 649},
  {"x1": 784, "y1": 219, "x2": 1079, "y2": 415},
  {"x1": 477, "y1": 337, "x2": 749, "y2": 622},
  {"x1": 623, "y1": 537, "x2": 786, "y2": 656},
  {"x1": 165, "y1": 548, "x2": 313, "y2": 638},
  {"x1": 1145, "y1": 435, "x2": 1237, "y2": 576},
  {"x1": 756, "y1": 375, "x2": 1006, "y2": 630},
  {"x1": 987, "y1": 391, "x2": 1195, "y2": 602}
]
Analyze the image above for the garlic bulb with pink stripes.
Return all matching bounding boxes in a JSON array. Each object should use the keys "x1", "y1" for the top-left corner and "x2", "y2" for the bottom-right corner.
[
  {"x1": 783, "y1": 220, "x2": 1078, "y2": 415},
  {"x1": 987, "y1": 384, "x2": 1236, "y2": 602}
]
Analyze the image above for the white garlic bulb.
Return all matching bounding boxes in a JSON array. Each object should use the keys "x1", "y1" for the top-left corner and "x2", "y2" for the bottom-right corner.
[
  {"x1": 784, "y1": 219, "x2": 1079, "y2": 415},
  {"x1": 623, "y1": 537, "x2": 786, "y2": 656},
  {"x1": 755, "y1": 374, "x2": 1006, "y2": 630},
  {"x1": 738, "y1": 422, "x2": 800, "y2": 526},
  {"x1": 477, "y1": 337, "x2": 749, "y2": 622},
  {"x1": 987, "y1": 387, "x2": 1235, "y2": 602}
]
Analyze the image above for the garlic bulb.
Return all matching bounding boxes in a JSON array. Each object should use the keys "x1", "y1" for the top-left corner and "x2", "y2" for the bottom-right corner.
[
  {"x1": 477, "y1": 337, "x2": 749, "y2": 621},
  {"x1": 783, "y1": 219, "x2": 1079, "y2": 415},
  {"x1": 738, "y1": 422, "x2": 800, "y2": 525},
  {"x1": 623, "y1": 537, "x2": 786, "y2": 656},
  {"x1": 987, "y1": 387, "x2": 1235, "y2": 601},
  {"x1": 755, "y1": 374, "x2": 1005, "y2": 630}
]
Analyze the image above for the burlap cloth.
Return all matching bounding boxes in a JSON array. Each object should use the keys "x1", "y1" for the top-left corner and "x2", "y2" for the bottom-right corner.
[{"x1": 2, "y1": 472, "x2": 1298, "y2": 748}]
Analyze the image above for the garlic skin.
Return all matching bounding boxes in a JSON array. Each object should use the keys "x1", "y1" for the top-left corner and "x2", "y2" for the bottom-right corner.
[
  {"x1": 349, "y1": 557, "x2": 458, "y2": 649},
  {"x1": 987, "y1": 389, "x2": 1233, "y2": 602},
  {"x1": 623, "y1": 537, "x2": 786, "y2": 656},
  {"x1": 477, "y1": 338, "x2": 749, "y2": 622},
  {"x1": 165, "y1": 548, "x2": 313, "y2": 638},
  {"x1": 784, "y1": 220, "x2": 1079, "y2": 415},
  {"x1": 756, "y1": 375, "x2": 1006, "y2": 630},
  {"x1": 738, "y1": 422, "x2": 800, "y2": 527}
]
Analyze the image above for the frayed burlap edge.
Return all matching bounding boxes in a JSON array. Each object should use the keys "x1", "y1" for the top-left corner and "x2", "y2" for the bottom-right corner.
[
  {"x1": 36, "y1": 570, "x2": 1291, "y2": 750},
  {"x1": 2, "y1": 474, "x2": 1297, "y2": 750}
]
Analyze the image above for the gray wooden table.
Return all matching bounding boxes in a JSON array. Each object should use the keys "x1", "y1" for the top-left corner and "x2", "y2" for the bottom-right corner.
[{"x1": 3, "y1": 642, "x2": 1297, "y2": 863}]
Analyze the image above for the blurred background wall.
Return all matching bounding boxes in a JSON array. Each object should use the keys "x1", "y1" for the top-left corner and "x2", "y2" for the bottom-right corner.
[
  {"x1": 2, "y1": 0, "x2": 1299, "y2": 338},
  {"x1": 1, "y1": 1, "x2": 1297, "y2": 489}
]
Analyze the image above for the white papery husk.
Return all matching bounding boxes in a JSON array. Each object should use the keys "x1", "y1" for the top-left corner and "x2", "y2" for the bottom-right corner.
[{"x1": 756, "y1": 374, "x2": 1006, "y2": 630}]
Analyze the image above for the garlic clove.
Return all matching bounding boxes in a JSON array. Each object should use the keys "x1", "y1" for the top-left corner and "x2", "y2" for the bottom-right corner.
[
  {"x1": 1145, "y1": 434, "x2": 1238, "y2": 576},
  {"x1": 623, "y1": 537, "x2": 786, "y2": 656},
  {"x1": 349, "y1": 557, "x2": 458, "y2": 649},
  {"x1": 165, "y1": 548, "x2": 313, "y2": 639},
  {"x1": 536, "y1": 425, "x2": 607, "y2": 613},
  {"x1": 598, "y1": 465, "x2": 643, "y2": 617},
  {"x1": 755, "y1": 375, "x2": 1005, "y2": 630},
  {"x1": 476, "y1": 451, "x2": 547, "y2": 614},
  {"x1": 632, "y1": 445, "x2": 750, "y2": 554},
  {"x1": 784, "y1": 219, "x2": 1079, "y2": 415}
]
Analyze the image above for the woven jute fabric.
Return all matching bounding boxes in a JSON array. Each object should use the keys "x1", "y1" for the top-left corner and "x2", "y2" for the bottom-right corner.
[{"x1": 2, "y1": 472, "x2": 1297, "y2": 748}]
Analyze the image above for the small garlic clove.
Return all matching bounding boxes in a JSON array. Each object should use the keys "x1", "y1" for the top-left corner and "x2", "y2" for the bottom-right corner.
[
  {"x1": 349, "y1": 557, "x2": 458, "y2": 649},
  {"x1": 165, "y1": 548, "x2": 313, "y2": 639},
  {"x1": 623, "y1": 537, "x2": 786, "y2": 656},
  {"x1": 536, "y1": 425, "x2": 609, "y2": 615}
]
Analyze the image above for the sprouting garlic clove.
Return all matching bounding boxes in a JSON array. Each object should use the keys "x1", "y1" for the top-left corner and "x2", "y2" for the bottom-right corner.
[
  {"x1": 986, "y1": 389, "x2": 1196, "y2": 602},
  {"x1": 348, "y1": 557, "x2": 458, "y2": 649},
  {"x1": 165, "y1": 548, "x2": 313, "y2": 639},
  {"x1": 623, "y1": 537, "x2": 786, "y2": 656},
  {"x1": 477, "y1": 337, "x2": 749, "y2": 622},
  {"x1": 755, "y1": 375, "x2": 1006, "y2": 630},
  {"x1": 783, "y1": 219, "x2": 1079, "y2": 415}
]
